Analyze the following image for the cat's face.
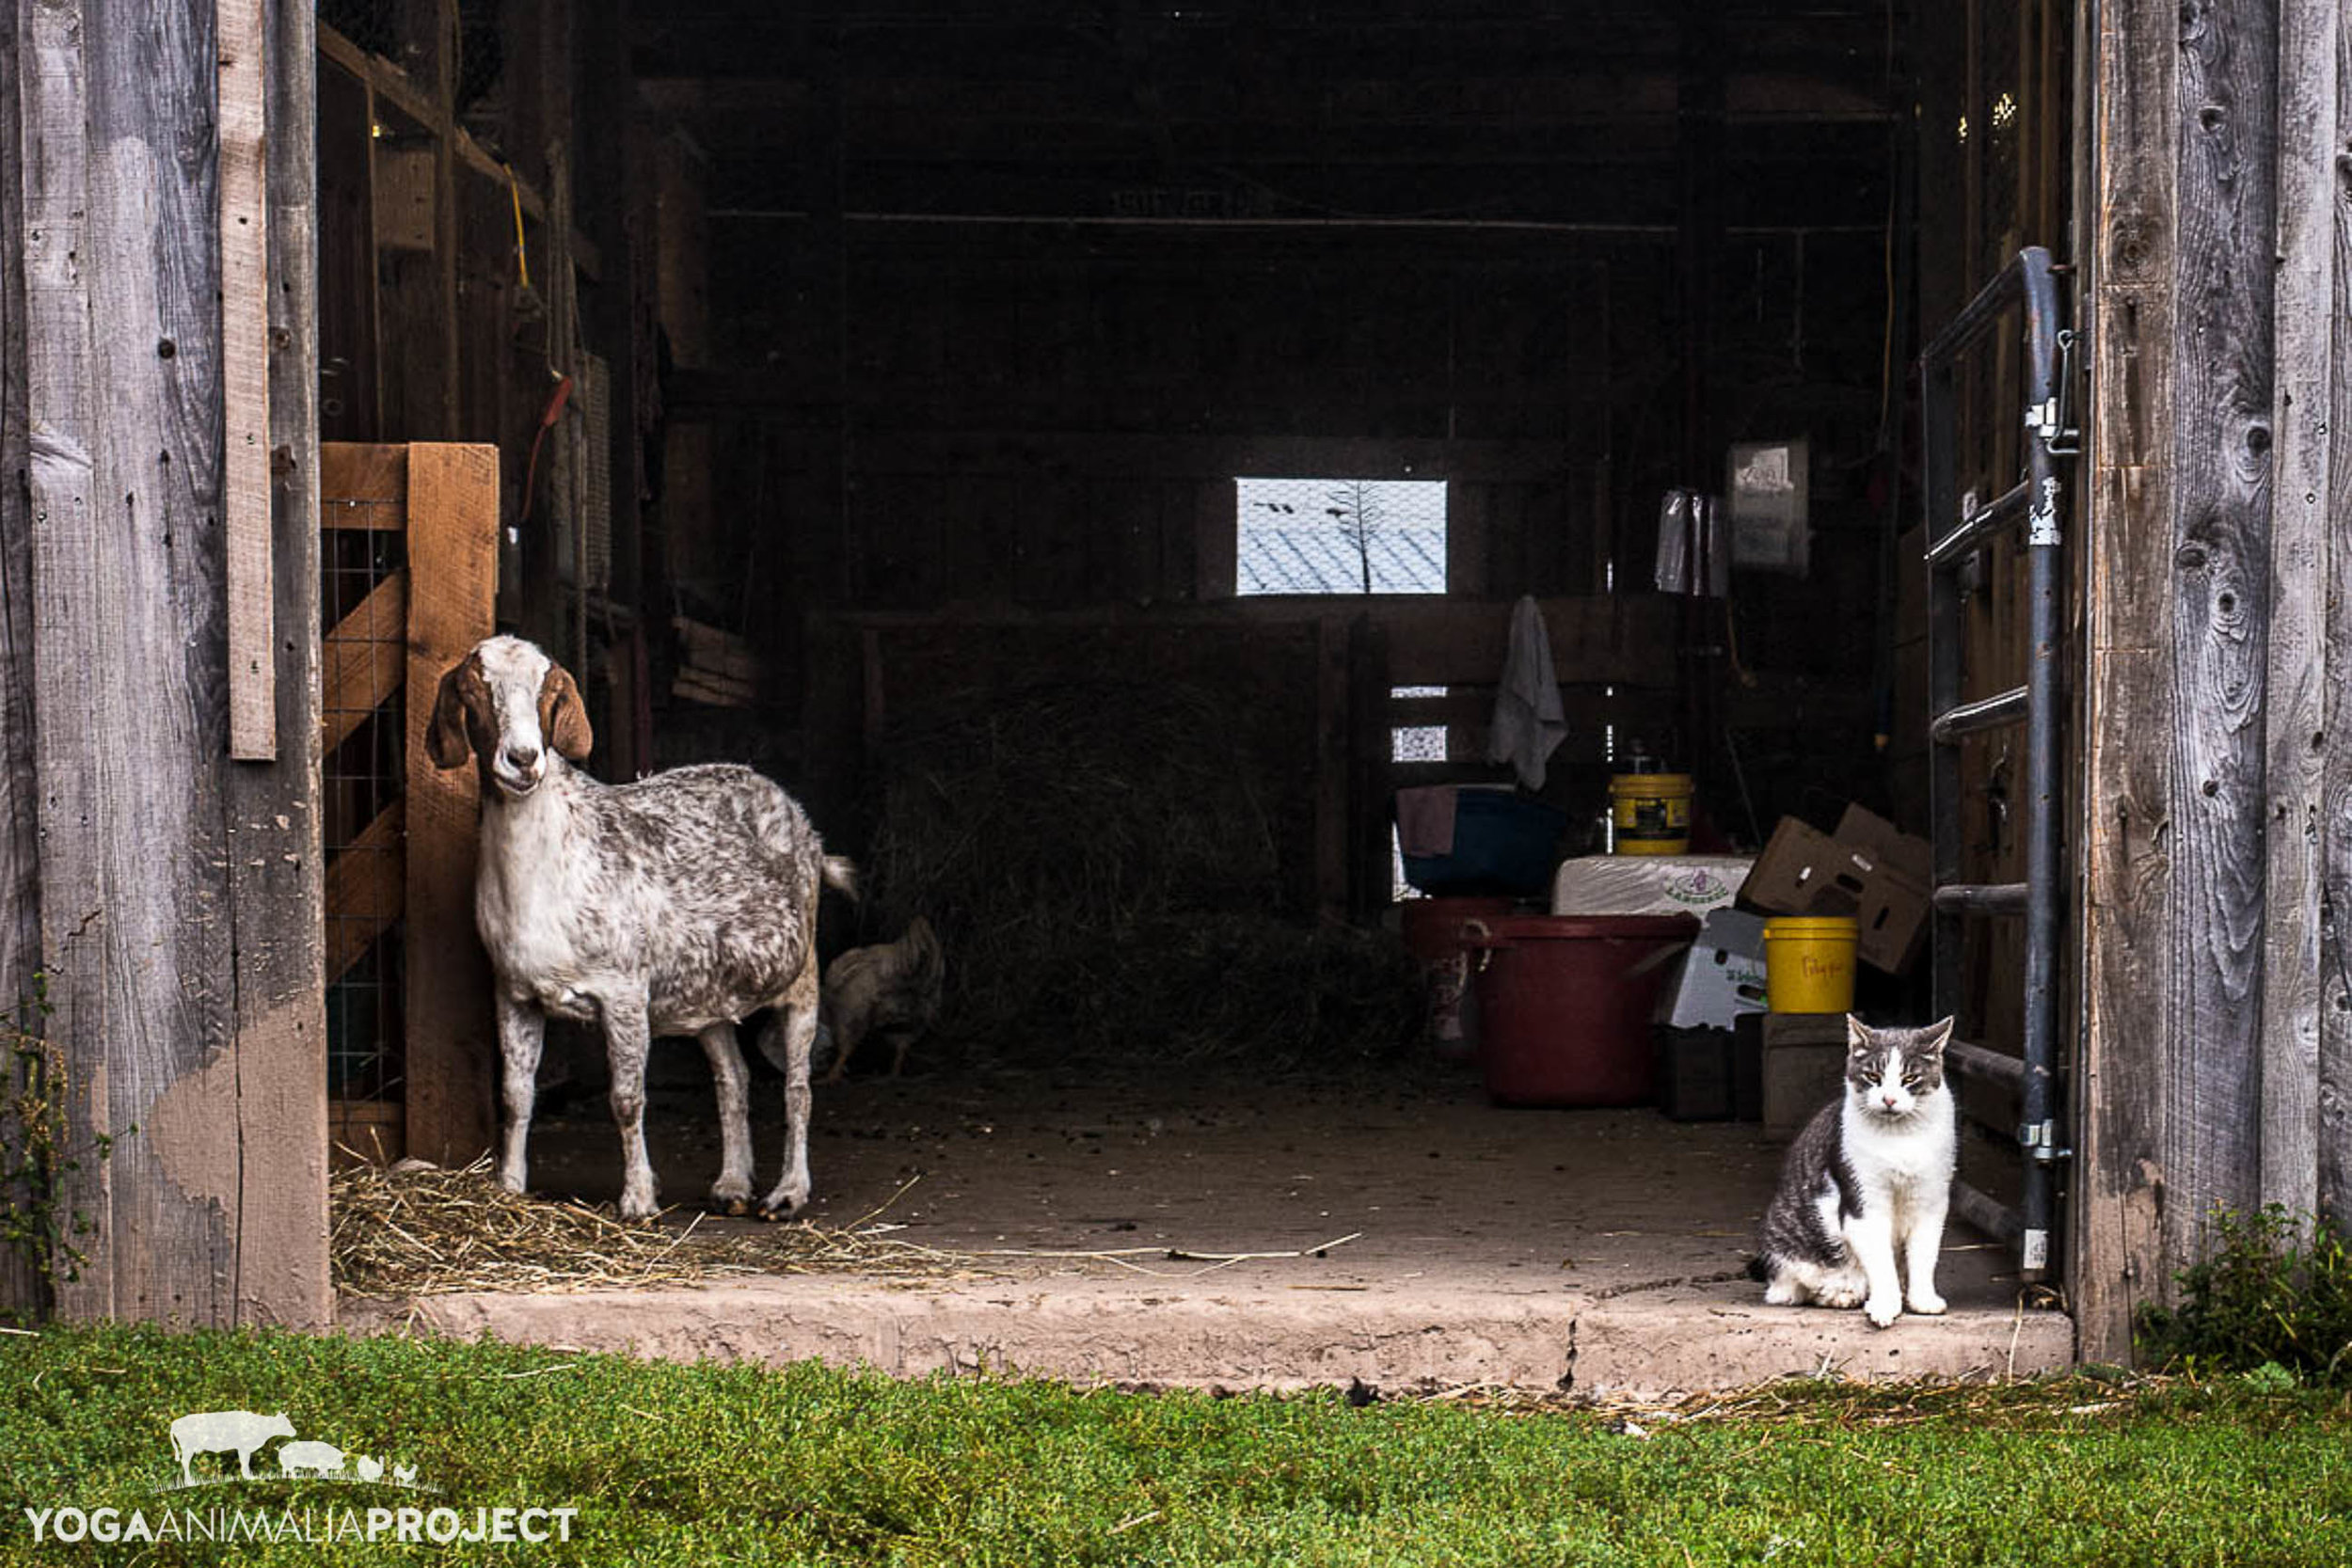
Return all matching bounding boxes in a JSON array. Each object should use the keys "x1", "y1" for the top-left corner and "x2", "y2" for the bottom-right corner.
[{"x1": 1845, "y1": 1014, "x2": 1954, "y2": 1119}]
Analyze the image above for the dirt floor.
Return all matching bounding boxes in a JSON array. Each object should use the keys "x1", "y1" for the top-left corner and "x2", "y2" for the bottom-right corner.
[{"x1": 342, "y1": 1050, "x2": 2075, "y2": 1397}]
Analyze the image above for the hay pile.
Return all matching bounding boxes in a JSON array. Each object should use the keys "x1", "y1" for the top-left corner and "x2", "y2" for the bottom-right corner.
[
  {"x1": 865, "y1": 677, "x2": 1423, "y2": 1066},
  {"x1": 331, "y1": 1158, "x2": 974, "y2": 1298}
]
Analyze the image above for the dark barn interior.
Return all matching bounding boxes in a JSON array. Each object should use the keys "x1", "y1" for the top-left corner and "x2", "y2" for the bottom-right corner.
[{"x1": 313, "y1": 0, "x2": 2072, "y2": 1297}]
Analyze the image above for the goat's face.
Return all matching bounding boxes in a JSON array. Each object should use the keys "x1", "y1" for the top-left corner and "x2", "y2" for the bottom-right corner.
[{"x1": 428, "y1": 635, "x2": 594, "y2": 799}]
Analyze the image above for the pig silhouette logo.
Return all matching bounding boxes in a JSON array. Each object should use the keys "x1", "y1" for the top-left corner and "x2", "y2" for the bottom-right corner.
[
  {"x1": 169, "y1": 1411, "x2": 294, "y2": 1486},
  {"x1": 277, "y1": 1440, "x2": 345, "y2": 1480}
]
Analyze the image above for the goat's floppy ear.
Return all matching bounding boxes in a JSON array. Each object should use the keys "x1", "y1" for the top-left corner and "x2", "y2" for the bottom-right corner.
[
  {"x1": 539, "y1": 662, "x2": 595, "y2": 761},
  {"x1": 426, "y1": 659, "x2": 479, "y2": 769}
]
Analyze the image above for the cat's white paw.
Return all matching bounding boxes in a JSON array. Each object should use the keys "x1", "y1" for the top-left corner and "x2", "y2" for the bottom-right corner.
[
  {"x1": 1816, "y1": 1285, "x2": 1864, "y2": 1309},
  {"x1": 1865, "y1": 1295, "x2": 1902, "y2": 1328},
  {"x1": 1906, "y1": 1291, "x2": 1947, "y2": 1316},
  {"x1": 1763, "y1": 1279, "x2": 1803, "y2": 1306}
]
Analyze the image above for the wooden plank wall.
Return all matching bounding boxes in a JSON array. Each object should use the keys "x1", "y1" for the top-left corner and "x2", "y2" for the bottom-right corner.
[
  {"x1": 2076, "y1": 0, "x2": 2352, "y2": 1363},
  {"x1": 3, "y1": 0, "x2": 327, "y2": 1325},
  {"x1": 0, "y1": 0, "x2": 40, "y2": 1319}
]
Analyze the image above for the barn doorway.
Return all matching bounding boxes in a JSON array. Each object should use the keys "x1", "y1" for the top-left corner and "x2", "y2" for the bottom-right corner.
[{"x1": 314, "y1": 0, "x2": 2080, "y2": 1387}]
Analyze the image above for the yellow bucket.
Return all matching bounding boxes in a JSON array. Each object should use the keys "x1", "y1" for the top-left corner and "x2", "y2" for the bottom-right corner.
[
  {"x1": 1609, "y1": 771, "x2": 1693, "y2": 855},
  {"x1": 1763, "y1": 916, "x2": 1858, "y2": 1013}
]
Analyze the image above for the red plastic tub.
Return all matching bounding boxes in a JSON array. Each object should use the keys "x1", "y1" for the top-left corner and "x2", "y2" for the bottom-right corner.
[
  {"x1": 1462, "y1": 913, "x2": 1700, "y2": 1106},
  {"x1": 1398, "y1": 895, "x2": 1516, "y2": 1059}
]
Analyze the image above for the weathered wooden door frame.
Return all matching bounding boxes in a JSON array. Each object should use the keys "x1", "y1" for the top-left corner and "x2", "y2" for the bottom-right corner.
[{"x1": 2074, "y1": 0, "x2": 2350, "y2": 1364}]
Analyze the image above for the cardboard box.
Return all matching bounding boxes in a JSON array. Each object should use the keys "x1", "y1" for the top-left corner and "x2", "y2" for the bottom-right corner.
[
  {"x1": 1834, "y1": 803, "x2": 1933, "y2": 886},
  {"x1": 1657, "y1": 908, "x2": 1770, "y2": 1029},
  {"x1": 1738, "y1": 808, "x2": 1931, "y2": 974}
]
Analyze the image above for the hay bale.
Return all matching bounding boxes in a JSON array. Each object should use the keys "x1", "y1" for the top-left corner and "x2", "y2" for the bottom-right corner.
[{"x1": 864, "y1": 677, "x2": 1421, "y2": 1066}]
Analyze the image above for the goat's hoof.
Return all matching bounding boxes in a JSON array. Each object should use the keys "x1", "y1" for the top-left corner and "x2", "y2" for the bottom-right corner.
[{"x1": 719, "y1": 1197, "x2": 753, "y2": 1218}]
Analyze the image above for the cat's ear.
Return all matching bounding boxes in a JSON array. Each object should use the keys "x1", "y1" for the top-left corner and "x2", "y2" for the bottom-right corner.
[
  {"x1": 1845, "y1": 1013, "x2": 1870, "y2": 1049},
  {"x1": 1919, "y1": 1016, "x2": 1956, "y2": 1053}
]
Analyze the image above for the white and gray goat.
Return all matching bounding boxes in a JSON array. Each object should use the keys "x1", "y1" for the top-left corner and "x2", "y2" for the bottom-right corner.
[{"x1": 429, "y1": 635, "x2": 853, "y2": 1220}]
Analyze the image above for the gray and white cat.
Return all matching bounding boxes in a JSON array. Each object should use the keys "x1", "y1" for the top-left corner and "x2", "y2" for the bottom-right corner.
[{"x1": 1751, "y1": 1014, "x2": 1957, "y2": 1328}]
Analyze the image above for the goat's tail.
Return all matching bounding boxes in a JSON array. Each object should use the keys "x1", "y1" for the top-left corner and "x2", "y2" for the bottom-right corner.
[{"x1": 822, "y1": 856, "x2": 862, "y2": 901}]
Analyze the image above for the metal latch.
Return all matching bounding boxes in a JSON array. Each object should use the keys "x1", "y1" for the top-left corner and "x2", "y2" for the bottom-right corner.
[
  {"x1": 2018, "y1": 1119, "x2": 2072, "y2": 1164},
  {"x1": 2025, "y1": 328, "x2": 2082, "y2": 456}
]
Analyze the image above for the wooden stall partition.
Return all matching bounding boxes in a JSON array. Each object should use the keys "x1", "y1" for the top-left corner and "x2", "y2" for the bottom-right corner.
[{"x1": 321, "y1": 443, "x2": 499, "y2": 1168}]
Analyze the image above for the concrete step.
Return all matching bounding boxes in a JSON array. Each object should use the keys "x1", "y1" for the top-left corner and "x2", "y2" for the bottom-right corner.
[{"x1": 340, "y1": 1274, "x2": 2073, "y2": 1400}]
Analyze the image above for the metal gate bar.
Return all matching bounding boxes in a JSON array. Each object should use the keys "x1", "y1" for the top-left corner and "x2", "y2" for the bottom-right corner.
[{"x1": 1917, "y1": 246, "x2": 2072, "y2": 1283}]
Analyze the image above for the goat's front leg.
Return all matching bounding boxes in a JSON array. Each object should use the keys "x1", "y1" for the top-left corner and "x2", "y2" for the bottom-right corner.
[
  {"x1": 757, "y1": 961, "x2": 821, "y2": 1219},
  {"x1": 602, "y1": 993, "x2": 660, "y2": 1220},
  {"x1": 697, "y1": 1022, "x2": 755, "y2": 1214},
  {"x1": 495, "y1": 991, "x2": 547, "y2": 1196}
]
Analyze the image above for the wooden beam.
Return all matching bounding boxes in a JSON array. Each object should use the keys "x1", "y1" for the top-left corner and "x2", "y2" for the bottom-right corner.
[
  {"x1": 221, "y1": 0, "x2": 274, "y2": 760},
  {"x1": 2168, "y1": 0, "x2": 2279, "y2": 1243},
  {"x1": 402, "y1": 444, "x2": 500, "y2": 1165},
  {"x1": 2074, "y1": 0, "x2": 2184, "y2": 1364},
  {"x1": 2322, "y1": 0, "x2": 2352, "y2": 1229},
  {"x1": 229, "y1": 0, "x2": 331, "y2": 1329},
  {"x1": 0, "y1": 0, "x2": 43, "y2": 1321},
  {"x1": 1313, "y1": 616, "x2": 1349, "y2": 919},
  {"x1": 322, "y1": 570, "x2": 410, "y2": 756},
  {"x1": 321, "y1": 441, "x2": 410, "y2": 517},
  {"x1": 2260, "y1": 0, "x2": 2339, "y2": 1220}
]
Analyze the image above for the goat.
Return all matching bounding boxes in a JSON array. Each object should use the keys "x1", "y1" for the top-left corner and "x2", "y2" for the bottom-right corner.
[
  {"x1": 429, "y1": 635, "x2": 853, "y2": 1221},
  {"x1": 809, "y1": 917, "x2": 946, "y2": 1082}
]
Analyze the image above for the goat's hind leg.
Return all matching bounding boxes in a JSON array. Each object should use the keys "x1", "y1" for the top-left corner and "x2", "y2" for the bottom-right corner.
[
  {"x1": 756, "y1": 961, "x2": 821, "y2": 1220},
  {"x1": 697, "y1": 1022, "x2": 756, "y2": 1215}
]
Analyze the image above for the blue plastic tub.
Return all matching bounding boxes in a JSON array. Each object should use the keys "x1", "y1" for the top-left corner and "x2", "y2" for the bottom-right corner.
[{"x1": 1399, "y1": 789, "x2": 1566, "y2": 896}]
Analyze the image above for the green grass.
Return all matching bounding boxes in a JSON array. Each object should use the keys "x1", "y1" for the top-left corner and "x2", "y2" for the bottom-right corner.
[{"x1": 0, "y1": 1324, "x2": 2346, "y2": 1565}]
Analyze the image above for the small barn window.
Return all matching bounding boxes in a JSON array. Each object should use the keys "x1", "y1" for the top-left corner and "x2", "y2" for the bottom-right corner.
[{"x1": 1235, "y1": 477, "x2": 1447, "y2": 595}]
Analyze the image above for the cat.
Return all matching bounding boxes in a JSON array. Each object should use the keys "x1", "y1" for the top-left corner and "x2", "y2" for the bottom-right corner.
[{"x1": 1750, "y1": 1014, "x2": 1957, "y2": 1328}]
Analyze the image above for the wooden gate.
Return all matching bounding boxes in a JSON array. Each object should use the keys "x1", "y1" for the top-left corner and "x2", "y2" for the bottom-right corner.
[{"x1": 321, "y1": 443, "x2": 499, "y2": 1165}]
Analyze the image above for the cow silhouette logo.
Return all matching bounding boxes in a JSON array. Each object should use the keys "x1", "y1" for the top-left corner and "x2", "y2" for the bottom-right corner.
[
  {"x1": 162, "y1": 1412, "x2": 424, "y2": 1492},
  {"x1": 168, "y1": 1412, "x2": 294, "y2": 1487}
]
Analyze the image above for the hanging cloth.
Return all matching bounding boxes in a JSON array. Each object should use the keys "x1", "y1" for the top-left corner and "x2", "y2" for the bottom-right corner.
[{"x1": 1486, "y1": 595, "x2": 1567, "y2": 791}]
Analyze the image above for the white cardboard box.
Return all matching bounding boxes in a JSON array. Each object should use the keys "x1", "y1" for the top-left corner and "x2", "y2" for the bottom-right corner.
[
  {"x1": 1659, "y1": 908, "x2": 1770, "y2": 1030},
  {"x1": 1549, "y1": 854, "x2": 1753, "y2": 918}
]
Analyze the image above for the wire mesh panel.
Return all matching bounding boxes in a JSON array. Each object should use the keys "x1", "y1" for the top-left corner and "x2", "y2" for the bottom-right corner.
[
  {"x1": 323, "y1": 494, "x2": 408, "y2": 1116},
  {"x1": 1235, "y1": 477, "x2": 1447, "y2": 595}
]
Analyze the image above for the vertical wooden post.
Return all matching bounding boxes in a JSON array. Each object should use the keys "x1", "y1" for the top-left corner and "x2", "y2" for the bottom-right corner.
[
  {"x1": 2075, "y1": 0, "x2": 2183, "y2": 1364},
  {"x1": 2259, "y1": 0, "x2": 2339, "y2": 1221},
  {"x1": 2320, "y1": 4, "x2": 2352, "y2": 1229},
  {"x1": 2167, "y1": 0, "x2": 2279, "y2": 1235},
  {"x1": 1312, "y1": 615, "x2": 1348, "y2": 920},
  {"x1": 2078, "y1": 0, "x2": 2287, "y2": 1361},
  {"x1": 221, "y1": 0, "x2": 330, "y2": 1326},
  {"x1": 404, "y1": 445, "x2": 501, "y2": 1166},
  {"x1": 220, "y1": 0, "x2": 276, "y2": 760},
  {"x1": 0, "y1": 0, "x2": 44, "y2": 1320}
]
